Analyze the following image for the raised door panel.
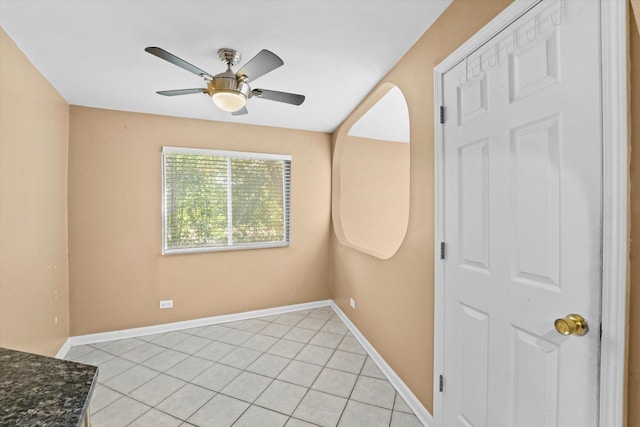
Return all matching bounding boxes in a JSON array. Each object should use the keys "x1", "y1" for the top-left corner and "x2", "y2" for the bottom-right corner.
[
  {"x1": 509, "y1": 115, "x2": 561, "y2": 291},
  {"x1": 458, "y1": 74, "x2": 489, "y2": 125},
  {"x1": 458, "y1": 138, "x2": 491, "y2": 274},
  {"x1": 509, "y1": 25, "x2": 560, "y2": 103},
  {"x1": 457, "y1": 304, "x2": 490, "y2": 427},
  {"x1": 508, "y1": 328, "x2": 559, "y2": 427}
]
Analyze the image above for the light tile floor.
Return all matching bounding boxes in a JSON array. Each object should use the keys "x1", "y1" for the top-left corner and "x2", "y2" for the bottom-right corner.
[{"x1": 65, "y1": 306, "x2": 423, "y2": 427}]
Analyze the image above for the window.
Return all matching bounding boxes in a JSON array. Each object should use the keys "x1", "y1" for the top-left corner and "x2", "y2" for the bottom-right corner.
[{"x1": 162, "y1": 147, "x2": 291, "y2": 254}]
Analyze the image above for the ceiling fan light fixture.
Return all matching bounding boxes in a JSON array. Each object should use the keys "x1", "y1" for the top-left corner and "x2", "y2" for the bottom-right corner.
[
  {"x1": 212, "y1": 91, "x2": 246, "y2": 112},
  {"x1": 146, "y1": 46, "x2": 304, "y2": 116}
]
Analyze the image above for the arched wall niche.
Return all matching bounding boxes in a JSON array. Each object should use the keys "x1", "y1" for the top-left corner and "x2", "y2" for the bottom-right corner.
[{"x1": 332, "y1": 82, "x2": 411, "y2": 259}]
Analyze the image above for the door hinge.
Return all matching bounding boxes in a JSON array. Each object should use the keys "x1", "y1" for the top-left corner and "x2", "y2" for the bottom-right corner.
[
  {"x1": 439, "y1": 374, "x2": 444, "y2": 392},
  {"x1": 440, "y1": 242, "x2": 446, "y2": 260},
  {"x1": 439, "y1": 106, "x2": 445, "y2": 124}
]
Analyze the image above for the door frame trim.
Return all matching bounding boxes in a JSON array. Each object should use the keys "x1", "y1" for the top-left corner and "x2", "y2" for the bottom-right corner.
[{"x1": 432, "y1": 1, "x2": 629, "y2": 426}]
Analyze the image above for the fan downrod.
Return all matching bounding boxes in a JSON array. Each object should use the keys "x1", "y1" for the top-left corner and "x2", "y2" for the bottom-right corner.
[{"x1": 218, "y1": 48, "x2": 242, "y2": 67}]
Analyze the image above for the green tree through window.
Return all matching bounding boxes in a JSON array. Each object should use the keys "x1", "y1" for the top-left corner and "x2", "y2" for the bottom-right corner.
[{"x1": 163, "y1": 147, "x2": 291, "y2": 253}]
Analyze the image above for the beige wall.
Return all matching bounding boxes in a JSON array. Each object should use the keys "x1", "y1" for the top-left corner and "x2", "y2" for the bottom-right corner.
[
  {"x1": 0, "y1": 28, "x2": 70, "y2": 356},
  {"x1": 331, "y1": 0, "x2": 511, "y2": 410},
  {"x1": 67, "y1": 106, "x2": 331, "y2": 335},
  {"x1": 335, "y1": 134, "x2": 410, "y2": 259},
  {"x1": 628, "y1": 3, "x2": 639, "y2": 426}
]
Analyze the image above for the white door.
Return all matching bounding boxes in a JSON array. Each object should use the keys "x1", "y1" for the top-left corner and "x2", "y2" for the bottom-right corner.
[{"x1": 441, "y1": 1, "x2": 602, "y2": 426}]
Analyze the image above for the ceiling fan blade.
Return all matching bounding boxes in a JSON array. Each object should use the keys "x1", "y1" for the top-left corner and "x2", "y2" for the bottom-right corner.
[
  {"x1": 156, "y1": 88, "x2": 208, "y2": 96},
  {"x1": 232, "y1": 106, "x2": 249, "y2": 116},
  {"x1": 251, "y1": 89, "x2": 305, "y2": 105},
  {"x1": 145, "y1": 47, "x2": 213, "y2": 79},
  {"x1": 236, "y1": 50, "x2": 284, "y2": 83}
]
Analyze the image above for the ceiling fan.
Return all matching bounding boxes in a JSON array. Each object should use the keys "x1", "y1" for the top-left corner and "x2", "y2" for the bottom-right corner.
[{"x1": 145, "y1": 47, "x2": 305, "y2": 115}]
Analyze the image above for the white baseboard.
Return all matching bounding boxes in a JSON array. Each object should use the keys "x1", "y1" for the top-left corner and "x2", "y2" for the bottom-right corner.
[
  {"x1": 57, "y1": 298, "x2": 432, "y2": 426},
  {"x1": 67, "y1": 300, "x2": 331, "y2": 347},
  {"x1": 329, "y1": 301, "x2": 433, "y2": 427},
  {"x1": 55, "y1": 338, "x2": 72, "y2": 359}
]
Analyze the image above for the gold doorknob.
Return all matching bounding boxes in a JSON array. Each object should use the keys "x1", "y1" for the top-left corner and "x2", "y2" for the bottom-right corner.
[{"x1": 554, "y1": 314, "x2": 588, "y2": 336}]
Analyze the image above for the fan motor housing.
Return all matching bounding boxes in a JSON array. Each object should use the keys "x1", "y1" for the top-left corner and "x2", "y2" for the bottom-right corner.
[{"x1": 207, "y1": 71, "x2": 250, "y2": 99}]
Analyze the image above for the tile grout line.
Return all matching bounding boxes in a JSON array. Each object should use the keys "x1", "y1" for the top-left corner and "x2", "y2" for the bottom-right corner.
[
  {"x1": 390, "y1": 390, "x2": 398, "y2": 427},
  {"x1": 334, "y1": 338, "x2": 368, "y2": 427}
]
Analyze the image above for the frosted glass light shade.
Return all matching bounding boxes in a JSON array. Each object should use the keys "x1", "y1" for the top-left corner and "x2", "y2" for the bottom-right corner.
[{"x1": 212, "y1": 91, "x2": 246, "y2": 112}]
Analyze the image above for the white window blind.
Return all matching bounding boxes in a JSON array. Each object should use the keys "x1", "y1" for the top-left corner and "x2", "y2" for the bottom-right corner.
[{"x1": 162, "y1": 147, "x2": 291, "y2": 254}]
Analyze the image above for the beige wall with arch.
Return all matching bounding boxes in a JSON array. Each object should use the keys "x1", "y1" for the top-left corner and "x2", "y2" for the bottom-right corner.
[
  {"x1": 332, "y1": 82, "x2": 410, "y2": 260},
  {"x1": 335, "y1": 134, "x2": 409, "y2": 259},
  {"x1": 0, "y1": 27, "x2": 71, "y2": 356},
  {"x1": 67, "y1": 106, "x2": 332, "y2": 336},
  {"x1": 331, "y1": 0, "x2": 512, "y2": 411}
]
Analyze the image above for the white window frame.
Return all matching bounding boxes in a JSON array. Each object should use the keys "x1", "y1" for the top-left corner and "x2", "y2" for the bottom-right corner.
[{"x1": 162, "y1": 146, "x2": 291, "y2": 255}]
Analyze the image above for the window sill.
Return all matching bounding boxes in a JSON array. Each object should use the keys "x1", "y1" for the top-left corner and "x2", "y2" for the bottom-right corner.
[{"x1": 162, "y1": 241, "x2": 290, "y2": 255}]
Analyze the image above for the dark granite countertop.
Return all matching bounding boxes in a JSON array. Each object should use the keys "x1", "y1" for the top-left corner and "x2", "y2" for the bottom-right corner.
[{"x1": 0, "y1": 347, "x2": 98, "y2": 426}]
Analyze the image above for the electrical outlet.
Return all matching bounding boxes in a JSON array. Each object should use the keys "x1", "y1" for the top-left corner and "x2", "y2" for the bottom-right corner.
[
  {"x1": 159, "y1": 300, "x2": 173, "y2": 309},
  {"x1": 350, "y1": 298, "x2": 356, "y2": 309}
]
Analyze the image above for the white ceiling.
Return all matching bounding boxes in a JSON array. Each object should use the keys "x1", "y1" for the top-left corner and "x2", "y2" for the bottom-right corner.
[{"x1": 0, "y1": 0, "x2": 451, "y2": 133}]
